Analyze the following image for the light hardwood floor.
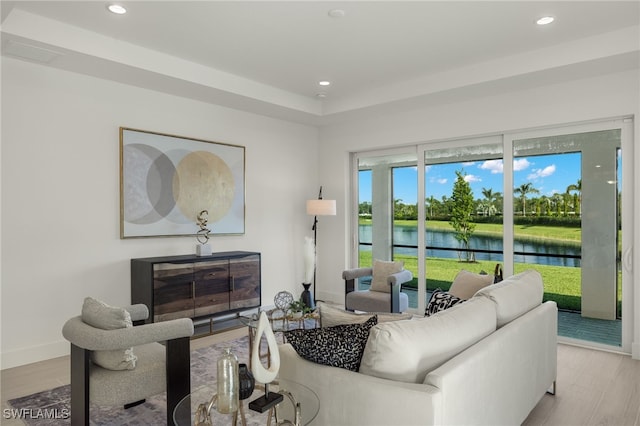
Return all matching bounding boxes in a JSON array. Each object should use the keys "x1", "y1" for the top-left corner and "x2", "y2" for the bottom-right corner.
[{"x1": 2, "y1": 331, "x2": 639, "y2": 426}]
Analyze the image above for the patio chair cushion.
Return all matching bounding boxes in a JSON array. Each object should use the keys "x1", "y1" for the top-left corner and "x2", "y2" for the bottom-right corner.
[
  {"x1": 81, "y1": 297, "x2": 137, "y2": 370},
  {"x1": 284, "y1": 316, "x2": 378, "y2": 372},
  {"x1": 448, "y1": 270, "x2": 494, "y2": 300},
  {"x1": 318, "y1": 302, "x2": 413, "y2": 327},
  {"x1": 370, "y1": 259, "x2": 404, "y2": 293}
]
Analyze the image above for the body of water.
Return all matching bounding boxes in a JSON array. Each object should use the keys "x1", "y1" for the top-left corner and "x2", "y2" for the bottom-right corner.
[{"x1": 359, "y1": 224, "x2": 581, "y2": 267}]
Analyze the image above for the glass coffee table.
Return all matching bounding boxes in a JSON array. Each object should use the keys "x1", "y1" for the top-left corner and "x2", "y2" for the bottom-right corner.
[
  {"x1": 239, "y1": 310, "x2": 319, "y2": 369},
  {"x1": 173, "y1": 379, "x2": 319, "y2": 426}
]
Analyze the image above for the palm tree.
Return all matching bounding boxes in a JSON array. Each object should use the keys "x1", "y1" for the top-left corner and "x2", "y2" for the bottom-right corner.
[
  {"x1": 481, "y1": 187, "x2": 502, "y2": 216},
  {"x1": 426, "y1": 195, "x2": 437, "y2": 217},
  {"x1": 566, "y1": 179, "x2": 582, "y2": 216},
  {"x1": 514, "y1": 183, "x2": 539, "y2": 216}
]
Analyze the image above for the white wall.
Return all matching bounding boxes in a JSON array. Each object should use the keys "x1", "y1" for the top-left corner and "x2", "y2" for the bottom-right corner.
[
  {"x1": 1, "y1": 58, "x2": 319, "y2": 369},
  {"x1": 316, "y1": 69, "x2": 640, "y2": 356}
]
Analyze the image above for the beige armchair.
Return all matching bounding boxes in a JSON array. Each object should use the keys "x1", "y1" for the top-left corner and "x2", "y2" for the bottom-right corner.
[
  {"x1": 344, "y1": 266, "x2": 413, "y2": 313},
  {"x1": 62, "y1": 299, "x2": 193, "y2": 426}
]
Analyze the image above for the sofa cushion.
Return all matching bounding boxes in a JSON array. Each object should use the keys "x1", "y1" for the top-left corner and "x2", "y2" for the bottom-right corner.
[
  {"x1": 283, "y1": 315, "x2": 377, "y2": 372},
  {"x1": 370, "y1": 259, "x2": 404, "y2": 293},
  {"x1": 318, "y1": 302, "x2": 413, "y2": 327},
  {"x1": 425, "y1": 289, "x2": 465, "y2": 316},
  {"x1": 474, "y1": 269, "x2": 544, "y2": 327},
  {"x1": 448, "y1": 270, "x2": 495, "y2": 300},
  {"x1": 81, "y1": 297, "x2": 137, "y2": 370},
  {"x1": 359, "y1": 297, "x2": 497, "y2": 383}
]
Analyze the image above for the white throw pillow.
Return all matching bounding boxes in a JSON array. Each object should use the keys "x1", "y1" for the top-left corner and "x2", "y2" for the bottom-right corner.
[
  {"x1": 318, "y1": 302, "x2": 413, "y2": 327},
  {"x1": 474, "y1": 269, "x2": 544, "y2": 327},
  {"x1": 448, "y1": 270, "x2": 494, "y2": 300},
  {"x1": 359, "y1": 297, "x2": 497, "y2": 383},
  {"x1": 369, "y1": 260, "x2": 404, "y2": 293},
  {"x1": 81, "y1": 297, "x2": 137, "y2": 370}
]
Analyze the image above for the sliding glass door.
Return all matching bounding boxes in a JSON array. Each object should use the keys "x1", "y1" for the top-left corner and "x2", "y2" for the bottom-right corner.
[
  {"x1": 510, "y1": 127, "x2": 626, "y2": 348},
  {"x1": 351, "y1": 118, "x2": 633, "y2": 351}
]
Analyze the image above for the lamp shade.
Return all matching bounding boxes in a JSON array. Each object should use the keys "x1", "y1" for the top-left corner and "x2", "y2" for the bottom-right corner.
[{"x1": 306, "y1": 199, "x2": 336, "y2": 216}]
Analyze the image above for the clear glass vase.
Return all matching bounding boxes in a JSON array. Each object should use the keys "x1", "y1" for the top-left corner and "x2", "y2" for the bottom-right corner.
[{"x1": 216, "y1": 348, "x2": 239, "y2": 414}]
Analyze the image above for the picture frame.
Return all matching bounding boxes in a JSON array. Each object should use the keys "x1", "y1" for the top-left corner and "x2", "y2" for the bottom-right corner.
[{"x1": 120, "y1": 127, "x2": 245, "y2": 238}]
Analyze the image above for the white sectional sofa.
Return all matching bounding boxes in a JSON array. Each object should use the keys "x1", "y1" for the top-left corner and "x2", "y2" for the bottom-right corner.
[{"x1": 278, "y1": 269, "x2": 557, "y2": 426}]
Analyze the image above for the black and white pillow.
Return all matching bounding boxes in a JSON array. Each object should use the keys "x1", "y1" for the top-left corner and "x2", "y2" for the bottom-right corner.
[
  {"x1": 425, "y1": 289, "x2": 465, "y2": 317},
  {"x1": 284, "y1": 315, "x2": 377, "y2": 372}
]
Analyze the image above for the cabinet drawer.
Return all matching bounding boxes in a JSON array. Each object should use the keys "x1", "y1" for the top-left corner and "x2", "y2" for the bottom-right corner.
[
  {"x1": 229, "y1": 255, "x2": 260, "y2": 309},
  {"x1": 153, "y1": 263, "x2": 194, "y2": 321},
  {"x1": 194, "y1": 260, "x2": 230, "y2": 317}
]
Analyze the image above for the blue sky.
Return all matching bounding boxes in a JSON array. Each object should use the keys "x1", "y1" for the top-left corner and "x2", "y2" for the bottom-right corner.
[{"x1": 360, "y1": 153, "x2": 586, "y2": 204}]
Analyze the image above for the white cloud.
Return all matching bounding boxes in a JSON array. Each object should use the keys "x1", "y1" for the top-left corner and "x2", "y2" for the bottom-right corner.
[
  {"x1": 437, "y1": 178, "x2": 448, "y2": 184},
  {"x1": 462, "y1": 161, "x2": 475, "y2": 167},
  {"x1": 464, "y1": 174, "x2": 481, "y2": 183},
  {"x1": 479, "y1": 159, "x2": 503, "y2": 174},
  {"x1": 527, "y1": 164, "x2": 556, "y2": 180},
  {"x1": 513, "y1": 158, "x2": 531, "y2": 171}
]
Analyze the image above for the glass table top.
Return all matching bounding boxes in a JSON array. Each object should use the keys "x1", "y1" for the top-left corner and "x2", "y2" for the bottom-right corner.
[{"x1": 173, "y1": 379, "x2": 319, "y2": 426}]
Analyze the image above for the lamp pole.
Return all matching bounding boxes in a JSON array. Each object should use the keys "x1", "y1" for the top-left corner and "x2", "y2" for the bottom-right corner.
[{"x1": 306, "y1": 186, "x2": 336, "y2": 304}]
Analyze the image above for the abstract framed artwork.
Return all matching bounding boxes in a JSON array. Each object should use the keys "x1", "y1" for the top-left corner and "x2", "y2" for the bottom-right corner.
[{"x1": 120, "y1": 127, "x2": 245, "y2": 238}]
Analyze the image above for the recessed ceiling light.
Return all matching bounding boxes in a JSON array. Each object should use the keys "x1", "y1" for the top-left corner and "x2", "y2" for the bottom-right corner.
[
  {"x1": 319, "y1": 81, "x2": 331, "y2": 86},
  {"x1": 328, "y1": 9, "x2": 346, "y2": 18},
  {"x1": 108, "y1": 4, "x2": 127, "y2": 14},
  {"x1": 536, "y1": 16, "x2": 554, "y2": 25}
]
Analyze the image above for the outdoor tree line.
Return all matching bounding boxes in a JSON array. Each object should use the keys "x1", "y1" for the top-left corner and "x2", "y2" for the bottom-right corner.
[{"x1": 359, "y1": 176, "x2": 585, "y2": 222}]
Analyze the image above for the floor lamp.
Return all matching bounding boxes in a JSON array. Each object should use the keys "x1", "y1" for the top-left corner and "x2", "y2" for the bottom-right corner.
[{"x1": 306, "y1": 186, "x2": 336, "y2": 302}]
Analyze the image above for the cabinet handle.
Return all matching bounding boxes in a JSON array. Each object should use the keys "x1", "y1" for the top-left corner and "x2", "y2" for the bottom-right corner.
[
  {"x1": 192, "y1": 281, "x2": 195, "y2": 299},
  {"x1": 231, "y1": 276, "x2": 235, "y2": 292}
]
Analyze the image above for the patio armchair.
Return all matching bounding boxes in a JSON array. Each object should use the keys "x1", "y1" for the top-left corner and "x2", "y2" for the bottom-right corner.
[
  {"x1": 344, "y1": 264, "x2": 413, "y2": 313},
  {"x1": 62, "y1": 298, "x2": 193, "y2": 426}
]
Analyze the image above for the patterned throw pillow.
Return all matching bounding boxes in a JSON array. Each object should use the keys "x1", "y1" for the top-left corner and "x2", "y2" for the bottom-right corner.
[
  {"x1": 425, "y1": 289, "x2": 465, "y2": 316},
  {"x1": 284, "y1": 315, "x2": 377, "y2": 371}
]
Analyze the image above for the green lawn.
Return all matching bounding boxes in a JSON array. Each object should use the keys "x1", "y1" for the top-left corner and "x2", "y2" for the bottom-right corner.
[
  {"x1": 359, "y1": 251, "x2": 584, "y2": 311},
  {"x1": 358, "y1": 219, "x2": 622, "y2": 313}
]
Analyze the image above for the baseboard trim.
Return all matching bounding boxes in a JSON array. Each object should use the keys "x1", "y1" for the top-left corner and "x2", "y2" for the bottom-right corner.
[{"x1": 1, "y1": 340, "x2": 68, "y2": 370}]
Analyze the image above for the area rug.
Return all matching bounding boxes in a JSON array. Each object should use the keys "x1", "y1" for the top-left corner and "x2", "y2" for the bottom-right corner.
[{"x1": 7, "y1": 335, "x2": 276, "y2": 426}]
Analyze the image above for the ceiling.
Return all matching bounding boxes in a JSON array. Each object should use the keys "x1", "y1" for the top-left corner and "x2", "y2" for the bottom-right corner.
[{"x1": 2, "y1": 1, "x2": 639, "y2": 125}]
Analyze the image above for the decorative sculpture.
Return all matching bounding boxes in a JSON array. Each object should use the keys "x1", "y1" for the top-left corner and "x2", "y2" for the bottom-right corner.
[
  {"x1": 196, "y1": 210, "x2": 212, "y2": 256},
  {"x1": 248, "y1": 312, "x2": 283, "y2": 412}
]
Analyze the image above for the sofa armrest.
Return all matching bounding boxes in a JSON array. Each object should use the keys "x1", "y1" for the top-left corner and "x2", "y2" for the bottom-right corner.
[
  {"x1": 278, "y1": 343, "x2": 442, "y2": 425},
  {"x1": 423, "y1": 301, "x2": 557, "y2": 425}
]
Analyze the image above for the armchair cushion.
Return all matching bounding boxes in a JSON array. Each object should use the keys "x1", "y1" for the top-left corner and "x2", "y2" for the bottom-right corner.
[
  {"x1": 448, "y1": 270, "x2": 494, "y2": 300},
  {"x1": 81, "y1": 297, "x2": 137, "y2": 371},
  {"x1": 370, "y1": 260, "x2": 404, "y2": 293}
]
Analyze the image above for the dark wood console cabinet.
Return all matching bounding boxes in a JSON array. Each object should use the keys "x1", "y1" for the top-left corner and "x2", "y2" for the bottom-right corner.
[{"x1": 131, "y1": 251, "x2": 261, "y2": 336}]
